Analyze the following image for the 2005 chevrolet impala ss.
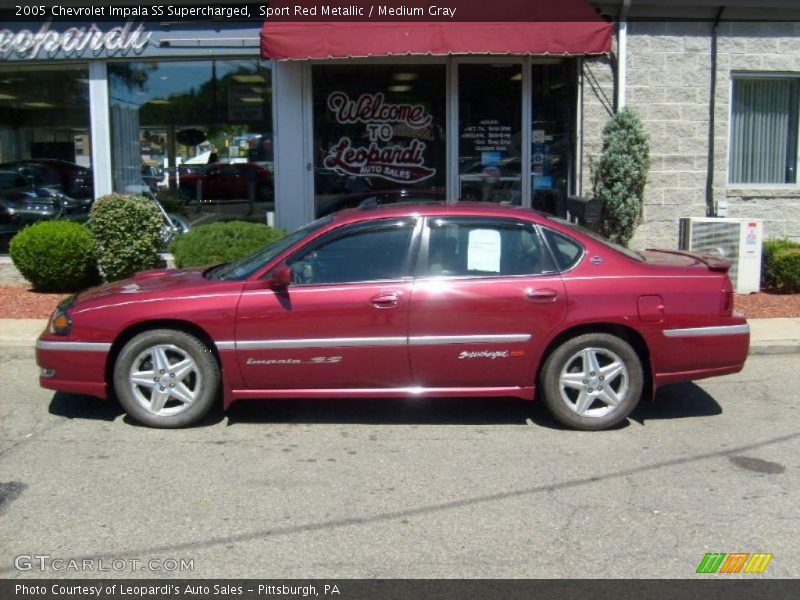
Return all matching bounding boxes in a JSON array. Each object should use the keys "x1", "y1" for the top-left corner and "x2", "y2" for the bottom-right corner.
[{"x1": 36, "y1": 204, "x2": 749, "y2": 430}]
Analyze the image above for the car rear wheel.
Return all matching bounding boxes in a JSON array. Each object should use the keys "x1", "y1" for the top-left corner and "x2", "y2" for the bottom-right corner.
[
  {"x1": 540, "y1": 333, "x2": 643, "y2": 430},
  {"x1": 113, "y1": 329, "x2": 220, "y2": 428}
]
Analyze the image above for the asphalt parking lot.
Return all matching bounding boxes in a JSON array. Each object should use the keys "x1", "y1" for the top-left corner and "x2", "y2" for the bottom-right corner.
[{"x1": 0, "y1": 349, "x2": 798, "y2": 579}]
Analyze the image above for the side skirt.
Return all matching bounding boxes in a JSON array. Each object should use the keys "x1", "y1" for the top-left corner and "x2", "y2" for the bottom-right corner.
[{"x1": 225, "y1": 386, "x2": 535, "y2": 408}]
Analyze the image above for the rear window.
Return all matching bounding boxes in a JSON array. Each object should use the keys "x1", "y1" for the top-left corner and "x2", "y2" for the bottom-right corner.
[
  {"x1": 549, "y1": 219, "x2": 645, "y2": 262},
  {"x1": 542, "y1": 228, "x2": 584, "y2": 271}
]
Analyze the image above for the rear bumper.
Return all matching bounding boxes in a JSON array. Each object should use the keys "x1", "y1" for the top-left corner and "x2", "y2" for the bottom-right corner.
[
  {"x1": 650, "y1": 322, "x2": 750, "y2": 388},
  {"x1": 36, "y1": 339, "x2": 109, "y2": 399}
]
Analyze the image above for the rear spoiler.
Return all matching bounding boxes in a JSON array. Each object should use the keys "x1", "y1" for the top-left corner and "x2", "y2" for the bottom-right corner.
[{"x1": 645, "y1": 249, "x2": 732, "y2": 272}]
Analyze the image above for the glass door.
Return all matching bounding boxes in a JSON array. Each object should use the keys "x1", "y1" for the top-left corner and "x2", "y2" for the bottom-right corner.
[{"x1": 457, "y1": 63, "x2": 523, "y2": 205}]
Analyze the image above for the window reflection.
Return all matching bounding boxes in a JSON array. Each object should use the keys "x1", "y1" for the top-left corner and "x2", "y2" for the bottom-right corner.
[
  {"x1": 0, "y1": 63, "x2": 92, "y2": 251},
  {"x1": 108, "y1": 59, "x2": 273, "y2": 227}
]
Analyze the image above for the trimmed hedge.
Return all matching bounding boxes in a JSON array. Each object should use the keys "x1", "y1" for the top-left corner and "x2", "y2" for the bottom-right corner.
[
  {"x1": 170, "y1": 221, "x2": 286, "y2": 268},
  {"x1": 9, "y1": 221, "x2": 100, "y2": 292},
  {"x1": 762, "y1": 238, "x2": 800, "y2": 290},
  {"x1": 89, "y1": 193, "x2": 163, "y2": 282},
  {"x1": 770, "y1": 247, "x2": 800, "y2": 293}
]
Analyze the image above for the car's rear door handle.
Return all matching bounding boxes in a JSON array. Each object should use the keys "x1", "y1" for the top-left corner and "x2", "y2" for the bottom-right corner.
[
  {"x1": 525, "y1": 288, "x2": 559, "y2": 302},
  {"x1": 370, "y1": 292, "x2": 401, "y2": 308}
]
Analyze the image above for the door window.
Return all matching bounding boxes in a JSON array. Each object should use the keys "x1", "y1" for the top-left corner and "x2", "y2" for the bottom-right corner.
[
  {"x1": 423, "y1": 218, "x2": 555, "y2": 277},
  {"x1": 311, "y1": 64, "x2": 446, "y2": 218},
  {"x1": 287, "y1": 219, "x2": 416, "y2": 285}
]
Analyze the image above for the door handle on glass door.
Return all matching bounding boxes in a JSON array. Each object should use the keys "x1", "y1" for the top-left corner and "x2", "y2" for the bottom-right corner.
[{"x1": 525, "y1": 288, "x2": 558, "y2": 302}]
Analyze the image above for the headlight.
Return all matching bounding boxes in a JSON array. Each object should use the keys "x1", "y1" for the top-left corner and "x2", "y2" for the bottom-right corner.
[{"x1": 49, "y1": 310, "x2": 72, "y2": 335}]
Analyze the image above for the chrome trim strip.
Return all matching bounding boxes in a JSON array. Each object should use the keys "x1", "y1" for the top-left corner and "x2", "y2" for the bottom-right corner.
[
  {"x1": 234, "y1": 334, "x2": 531, "y2": 350},
  {"x1": 36, "y1": 340, "x2": 112, "y2": 352},
  {"x1": 236, "y1": 337, "x2": 407, "y2": 350},
  {"x1": 408, "y1": 334, "x2": 531, "y2": 346},
  {"x1": 663, "y1": 324, "x2": 750, "y2": 338}
]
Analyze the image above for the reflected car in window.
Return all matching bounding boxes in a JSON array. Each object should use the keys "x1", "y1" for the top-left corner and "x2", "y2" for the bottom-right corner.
[
  {"x1": 0, "y1": 170, "x2": 91, "y2": 236},
  {"x1": 178, "y1": 162, "x2": 273, "y2": 204},
  {"x1": 36, "y1": 204, "x2": 749, "y2": 430},
  {"x1": 0, "y1": 159, "x2": 93, "y2": 199}
]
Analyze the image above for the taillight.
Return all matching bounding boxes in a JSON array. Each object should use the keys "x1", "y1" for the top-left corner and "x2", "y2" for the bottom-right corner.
[{"x1": 721, "y1": 277, "x2": 733, "y2": 317}]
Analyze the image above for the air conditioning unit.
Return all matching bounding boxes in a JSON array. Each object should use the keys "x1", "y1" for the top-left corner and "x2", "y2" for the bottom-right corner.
[{"x1": 678, "y1": 217, "x2": 763, "y2": 294}]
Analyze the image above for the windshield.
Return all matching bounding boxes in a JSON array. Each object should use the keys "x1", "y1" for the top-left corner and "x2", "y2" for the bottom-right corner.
[
  {"x1": 551, "y1": 218, "x2": 644, "y2": 262},
  {"x1": 209, "y1": 216, "x2": 333, "y2": 281}
]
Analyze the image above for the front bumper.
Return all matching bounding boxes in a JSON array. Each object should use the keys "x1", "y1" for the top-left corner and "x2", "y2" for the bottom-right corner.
[{"x1": 36, "y1": 338, "x2": 110, "y2": 399}]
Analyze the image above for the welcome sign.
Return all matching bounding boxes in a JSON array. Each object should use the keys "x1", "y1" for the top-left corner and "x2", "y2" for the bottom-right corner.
[{"x1": 322, "y1": 91, "x2": 437, "y2": 184}]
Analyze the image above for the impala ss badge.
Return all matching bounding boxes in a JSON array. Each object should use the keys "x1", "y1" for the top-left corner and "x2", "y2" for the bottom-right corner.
[
  {"x1": 246, "y1": 356, "x2": 342, "y2": 366},
  {"x1": 458, "y1": 350, "x2": 525, "y2": 360}
]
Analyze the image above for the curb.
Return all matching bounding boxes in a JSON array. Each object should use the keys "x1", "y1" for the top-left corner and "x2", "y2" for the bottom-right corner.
[{"x1": 748, "y1": 343, "x2": 800, "y2": 355}]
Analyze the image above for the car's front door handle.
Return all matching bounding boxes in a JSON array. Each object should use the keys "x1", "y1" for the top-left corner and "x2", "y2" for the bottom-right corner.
[
  {"x1": 525, "y1": 288, "x2": 559, "y2": 302},
  {"x1": 370, "y1": 293, "x2": 401, "y2": 308}
]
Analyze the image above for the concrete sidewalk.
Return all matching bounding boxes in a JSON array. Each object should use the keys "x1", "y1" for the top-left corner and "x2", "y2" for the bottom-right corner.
[{"x1": 1, "y1": 317, "x2": 798, "y2": 354}]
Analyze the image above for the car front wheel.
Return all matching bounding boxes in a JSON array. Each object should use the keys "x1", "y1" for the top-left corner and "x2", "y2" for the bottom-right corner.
[
  {"x1": 540, "y1": 333, "x2": 643, "y2": 431},
  {"x1": 113, "y1": 329, "x2": 220, "y2": 428}
]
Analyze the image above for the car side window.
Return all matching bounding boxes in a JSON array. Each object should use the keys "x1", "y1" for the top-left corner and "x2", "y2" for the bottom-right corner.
[
  {"x1": 424, "y1": 217, "x2": 555, "y2": 277},
  {"x1": 287, "y1": 218, "x2": 416, "y2": 285},
  {"x1": 541, "y1": 228, "x2": 584, "y2": 271}
]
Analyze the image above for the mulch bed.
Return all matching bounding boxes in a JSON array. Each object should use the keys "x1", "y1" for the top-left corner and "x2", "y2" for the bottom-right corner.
[{"x1": 0, "y1": 284, "x2": 798, "y2": 320}]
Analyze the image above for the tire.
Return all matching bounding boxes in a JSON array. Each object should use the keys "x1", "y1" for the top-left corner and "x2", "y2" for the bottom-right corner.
[
  {"x1": 113, "y1": 329, "x2": 220, "y2": 428},
  {"x1": 257, "y1": 182, "x2": 274, "y2": 203},
  {"x1": 539, "y1": 333, "x2": 643, "y2": 431},
  {"x1": 179, "y1": 186, "x2": 195, "y2": 205}
]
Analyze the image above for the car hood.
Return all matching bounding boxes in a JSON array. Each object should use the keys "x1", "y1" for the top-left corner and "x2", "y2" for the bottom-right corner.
[{"x1": 75, "y1": 268, "x2": 209, "y2": 303}]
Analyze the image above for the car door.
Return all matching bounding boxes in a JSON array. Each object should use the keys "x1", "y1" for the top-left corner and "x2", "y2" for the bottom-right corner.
[
  {"x1": 200, "y1": 165, "x2": 220, "y2": 199},
  {"x1": 235, "y1": 217, "x2": 419, "y2": 390},
  {"x1": 408, "y1": 216, "x2": 567, "y2": 389}
]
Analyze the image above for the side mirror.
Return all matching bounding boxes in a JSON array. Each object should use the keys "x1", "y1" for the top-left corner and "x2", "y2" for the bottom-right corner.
[{"x1": 268, "y1": 263, "x2": 292, "y2": 289}]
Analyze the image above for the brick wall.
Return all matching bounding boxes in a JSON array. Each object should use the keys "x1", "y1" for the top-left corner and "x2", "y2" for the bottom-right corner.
[{"x1": 581, "y1": 20, "x2": 800, "y2": 249}]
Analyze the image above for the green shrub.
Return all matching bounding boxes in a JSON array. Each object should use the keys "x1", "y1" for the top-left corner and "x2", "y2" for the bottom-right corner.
[
  {"x1": 592, "y1": 107, "x2": 651, "y2": 247},
  {"x1": 761, "y1": 238, "x2": 800, "y2": 290},
  {"x1": 770, "y1": 247, "x2": 800, "y2": 293},
  {"x1": 9, "y1": 221, "x2": 100, "y2": 292},
  {"x1": 170, "y1": 221, "x2": 287, "y2": 268},
  {"x1": 89, "y1": 193, "x2": 163, "y2": 282}
]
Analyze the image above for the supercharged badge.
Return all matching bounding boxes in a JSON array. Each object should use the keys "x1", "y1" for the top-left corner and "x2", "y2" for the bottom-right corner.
[{"x1": 458, "y1": 350, "x2": 525, "y2": 360}]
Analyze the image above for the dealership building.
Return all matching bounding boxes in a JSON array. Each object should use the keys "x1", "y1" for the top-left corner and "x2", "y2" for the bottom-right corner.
[{"x1": 1, "y1": 0, "x2": 799, "y2": 250}]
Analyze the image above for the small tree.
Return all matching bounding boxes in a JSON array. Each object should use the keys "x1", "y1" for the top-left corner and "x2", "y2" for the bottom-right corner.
[
  {"x1": 89, "y1": 193, "x2": 163, "y2": 281},
  {"x1": 592, "y1": 107, "x2": 650, "y2": 247}
]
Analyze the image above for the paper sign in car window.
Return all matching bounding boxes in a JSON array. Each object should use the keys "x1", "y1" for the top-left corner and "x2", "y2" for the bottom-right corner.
[{"x1": 467, "y1": 229, "x2": 502, "y2": 273}]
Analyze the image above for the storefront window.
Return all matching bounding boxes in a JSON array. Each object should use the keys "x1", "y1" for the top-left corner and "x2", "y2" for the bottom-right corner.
[
  {"x1": 108, "y1": 59, "x2": 272, "y2": 226},
  {"x1": 0, "y1": 63, "x2": 92, "y2": 251},
  {"x1": 531, "y1": 59, "x2": 577, "y2": 216},
  {"x1": 458, "y1": 63, "x2": 522, "y2": 205},
  {"x1": 312, "y1": 64, "x2": 446, "y2": 218}
]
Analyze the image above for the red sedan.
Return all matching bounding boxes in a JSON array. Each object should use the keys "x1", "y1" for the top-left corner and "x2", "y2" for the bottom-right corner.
[
  {"x1": 178, "y1": 162, "x2": 273, "y2": 203},
  {"x1": 36, "y1": 204, "x2": 749, "y2": 430}
]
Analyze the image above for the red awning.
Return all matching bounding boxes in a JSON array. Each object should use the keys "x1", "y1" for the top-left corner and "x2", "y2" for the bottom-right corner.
[{"x1": 261, "y1": 1, "x2": 613, "y2": 60}]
